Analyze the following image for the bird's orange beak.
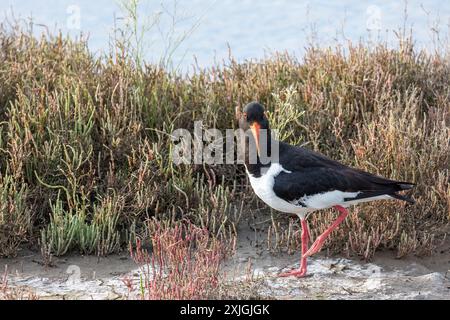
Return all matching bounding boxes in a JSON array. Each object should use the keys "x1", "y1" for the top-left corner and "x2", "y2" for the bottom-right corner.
[{"x1": 250, "y1": 122, "x2": 261, "y2": 156}]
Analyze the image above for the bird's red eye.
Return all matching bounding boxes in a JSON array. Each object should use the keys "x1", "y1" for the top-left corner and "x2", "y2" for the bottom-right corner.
[{"x1": 243, "y1": 112, "x2": 247, "y2": 120}]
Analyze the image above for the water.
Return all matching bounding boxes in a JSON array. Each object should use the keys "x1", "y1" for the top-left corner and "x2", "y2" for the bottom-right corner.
[{"x1": 1, "y1": 1, "x2": 449, "y2": 72}]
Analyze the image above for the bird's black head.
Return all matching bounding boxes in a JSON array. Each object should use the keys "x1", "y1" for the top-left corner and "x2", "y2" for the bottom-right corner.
[
  {"x1": 239, "y1": 102, "x2": 270, "y2": 131},
  {"x1": 238, "y1": 102, "x2": 270, "y2": 157}
]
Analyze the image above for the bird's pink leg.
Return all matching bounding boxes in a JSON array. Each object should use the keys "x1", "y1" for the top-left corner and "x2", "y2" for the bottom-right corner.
[
  {"x1": 303, "y1": 205, "x2": 349, "y2": 258},
  {"x1": 278, "y1": 218, "x2": 309, "y2": 277}
]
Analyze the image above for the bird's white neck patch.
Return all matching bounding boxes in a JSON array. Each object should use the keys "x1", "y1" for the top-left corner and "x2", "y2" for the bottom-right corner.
[
  {"x1": 246, "y1": 162, "x2": 291, "y2": 179},
  {"x1": 245, "y1": 163, "x2": 308, "y2": 216}
]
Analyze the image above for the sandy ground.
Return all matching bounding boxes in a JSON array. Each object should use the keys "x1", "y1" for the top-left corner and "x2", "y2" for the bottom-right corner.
[
  {"x1": 1, "y1": 223, "x2": 450, "y2": 300},
  {"x1": 223, "y1": 224, "x2": 450, "y2": 299},
  {"x1": 0, "y1": 251, "x2": 138, "y2": 299}
]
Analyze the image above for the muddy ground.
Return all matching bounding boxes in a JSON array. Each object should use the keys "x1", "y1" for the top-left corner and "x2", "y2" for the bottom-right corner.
[{"x1": 1, "y1": 223, "x2": 450, "y2": 300}]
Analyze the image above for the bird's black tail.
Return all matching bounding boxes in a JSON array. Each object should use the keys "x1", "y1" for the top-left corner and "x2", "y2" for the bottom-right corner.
[
  {"x1": 390, "y1": 192, "x2": 415, "y2": 204},
  {"x1": 390, "y1": 182, "x2": 415, "y2": 204},
  {"x1": 397, "y1": 183, "x2": 415, "y2": 190}
]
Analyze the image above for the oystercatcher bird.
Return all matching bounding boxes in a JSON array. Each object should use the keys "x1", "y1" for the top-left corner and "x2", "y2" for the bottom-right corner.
[{"x1": 238, "y1": 102, "x2": 414, "y2": 277}]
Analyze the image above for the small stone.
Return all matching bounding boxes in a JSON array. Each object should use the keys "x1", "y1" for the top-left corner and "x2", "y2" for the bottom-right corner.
[
  {"x1": 238, "y1": 257, "x2": 248, "y2": 263},
  {"x1": 253, "y1": 268, "x2": 265, "y2": 277},
  {"x1": 267, "y1": 267, "x2": 280, "y2": 273}
]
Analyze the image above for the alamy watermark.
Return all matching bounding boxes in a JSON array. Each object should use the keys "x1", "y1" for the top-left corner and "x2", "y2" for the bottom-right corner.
[
  {"x1": 66, "y1": 5, "x2": 81, "y2": 30},
  {"x1": 366, "y1": 5, "x2": 382, "y2": 31},
  {"x1": 171, "y1": 121, "x2": 280, "y2": 165},
  {"x1": 66, "y1": 265, "x2": 81, "y2": 285}
]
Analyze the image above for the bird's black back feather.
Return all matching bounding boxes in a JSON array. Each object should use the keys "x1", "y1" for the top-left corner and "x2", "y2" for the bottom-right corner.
[{"x1": 272, "y1": 142, "x2": 415, "y2": 204}]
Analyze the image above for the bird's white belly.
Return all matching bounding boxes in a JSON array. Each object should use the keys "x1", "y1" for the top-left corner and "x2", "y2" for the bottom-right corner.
[
  {"x1": 246, "y1": 163, "x2": 394, "y2": 219},
  {"x1": 299, "y1": 190, "x2": 361, "y2": 208},
  {"x1": 246, "y1": 164, "x2": 311, "y2": 217},
  {"x1": 250, "y1": 177, "x2": 308, "y2": 215}
]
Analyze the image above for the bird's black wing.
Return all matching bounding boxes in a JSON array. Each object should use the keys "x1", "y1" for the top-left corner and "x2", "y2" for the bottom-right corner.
[{"x1": 273, "y1": 142, "x2": 414, "y2": 204}]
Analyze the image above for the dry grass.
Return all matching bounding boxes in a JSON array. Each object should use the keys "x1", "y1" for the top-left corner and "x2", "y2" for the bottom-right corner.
[
  {"x1": 0, "y1": 174, "x2": 31, "y2": 257},
  {"x1": 129, "y1": 219, "x2": 230, "y2": 299},
  {"x1": 0, "y1": 22, "x2": 448, "y2": 266},
  {"x1": 0, "y1": 267, "x2": 37, "y2": 300}
]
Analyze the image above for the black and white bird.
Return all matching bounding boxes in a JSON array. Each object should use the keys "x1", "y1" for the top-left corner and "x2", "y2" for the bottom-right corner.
[{"x1": 238, "y1": 102, "x2": 414, "y2": 277}]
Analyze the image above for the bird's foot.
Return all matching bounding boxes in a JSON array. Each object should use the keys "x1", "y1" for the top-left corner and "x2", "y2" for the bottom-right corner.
[
  {"x1": 303, "y1": 235, "x2": 326, "y2": 258},
  {"x1": 278, "y1": 268, "x2": 308, "y2": 278}
]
